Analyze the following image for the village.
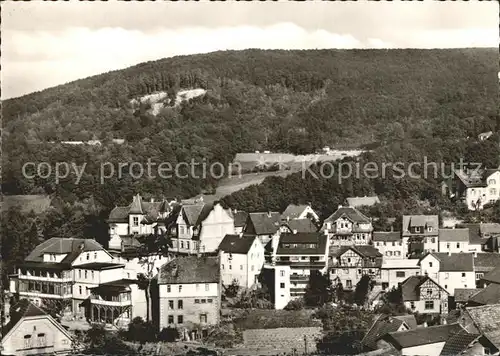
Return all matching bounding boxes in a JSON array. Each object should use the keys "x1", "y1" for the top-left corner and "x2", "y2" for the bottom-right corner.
[{"x1": 2, "y1": 164, "x2": 500, "y2": 356}]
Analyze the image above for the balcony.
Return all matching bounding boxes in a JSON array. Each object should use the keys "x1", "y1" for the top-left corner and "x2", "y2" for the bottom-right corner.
[
  {"x1": 17, "y1": 280, "x2": 73, "y2": 299},
  {"x1": 18, "y1": 274, "x2": 72, "y2": 283},
  {"x1": 90, "y1": 298, "x2": 132, "y2": 307},
  {"x1": 289, "y1": 274, "x2": 309, "y2": 281}
]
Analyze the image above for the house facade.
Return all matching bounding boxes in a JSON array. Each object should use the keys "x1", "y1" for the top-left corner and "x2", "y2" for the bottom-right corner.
[
  {"x1": 244, "y1": 212, "x2": 281, "y2": 246},
  {"x1": 158, "y1": 256, "x2": 221, "y2": 332},
  {"x1": 218, "y1": 234, "x2": 265, "y2": 288},
  {"x1": 373, "y1": 231, "x2": 405, "y2": 259},
  {"x1": 321, "y1": 206, "x2": 373, "y2": 247},
  {"x1": 446, "y1": 169, "x2": 500, "y2": 211},
  {"x1": 402, "y1": 215, "x2": 439, "y2": 257},
  {"x1": 380, "y1": 259, "x2": 420, "y2": 291},
  {"x1": 329, "y1": 245, "x2": 382, "y2": 290},
  {"x1": 438, "y1": 228, "x2": 471, "y2": 253},
  {"x1": 401, "y1": 275, "x2": 449, "y2": 315},
  {"x1": 280, "y1": 204, "x2": 320, "y2": 223}
]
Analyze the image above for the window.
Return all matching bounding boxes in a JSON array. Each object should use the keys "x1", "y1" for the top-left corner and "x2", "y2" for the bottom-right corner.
[
  {"x1": 331, "y1": 269, "x2": 336, "y2": 274},
  {"x1": 445, "y1": 285, "x2": 448, "y2": 289},
  {"x1": 177, "y1": 315, "x2": 183, "y2": 324},
  {"x1": 347, "y1": 258, "x2": 351, "y2": 263},
  {"x1": 229, "y1": 265, "x2": 232, "y2": 270},
  {"x1": 280, "y1": 283, "x2": 285, "y2": 288},
  {"x1": 37, "y1": 333, "x2": 46, "y2": 347},
  {"x1": 133, "y1": 217, "x2": 139, "y2": 226},
  {"x1": 395, "y1": 251, "x2": 401, "y2": 256},
  {"x1": 207, "y1": 299, "x2": 213, "y2": 303},
  {"x1": 476, "y1": 273, "x2": 484, "y2": 279},
  {"x1": 168, "y1": 300, "x2": 174, "y2": 310},
  {"x1": 386, "y1": 251, "x2": 392, "y2": 256},
  {"x1": 86, "y1": 253, "x2": 90, "y2": 260},
  {"x1": 201, "y1": 299, "x2": 206, "y2": 303},
  {"x1": 79, "y1": 286, "x2": 82, "y2": 295},
  {"x1": 392, "y1": 242, "x2": 396, "y2": 247},
  {"x1": 426, "y1": 288, "x2": 432, "y2": 296},
  {"x1": 410, "y1": 302, "x2": 415, "y2": 309},
  {"x1": 490, "y1": 188, "x2": 497, "y2": 195},
  {"x1": 91, "y1": 271, "x2": 94, "y2": 280},
  {"x1": 425, "y1": 301, "x2": 434, "y2": 310},
  {"x1": 168, "y1": 315, "x2": 174, "y2": 324},
  {"x1": 280, "y1": 270, "x2": 285, "y2": 277},
  {"x1": 94, "y1": 252, "x2": 97, "y2": 259},
  {"x1": 78, "y1": 270, "x2": 82, "y2": 279},
  {"x1": 181, "y1": 241, "x2": 184, "y2": 249},
  {"x1": 240, "y1": 265, "x2": 243, "y2": 270},
  {"x1": 179, "y1": 285, "x2": 182, "y2": 292},
  {"x1": 488, "y1": 179, "x2": 496, "y2": 185},
  {"x1": 221, "y1": 264, "x2": 224, "y2": 270},
  {"x1": 431, "y1": 238, "x2": 436, "y2": 243},
  {"x1": 457, "y1": 243, "x2": 460, "y2": 248},
  {"x1": 186, "y1": 241, "x2": 190, "y2": 249},
  {"x1": 200, "y1": 314, "x2": 208, "y2": 323},
  {"x1": 178, "y1": 300, "x2": 183, "y2": 309},
  {"x1": 396, "y1": 271, "x2": 405, "y2": 278},
  {"x1": 205, "y1": 284, "x2": 209, "y2": 291},
  {"x1": 346, "y1": 280, "x2": 352, "y2": 288},
  {"x1": 24, "y1": 335, "x2": 32, "y2": 349},
  {"x1": 85, "y1": 270, "x2": 88, "y2": 279},
  {"x1": 462, "y1": 273, "x2": 466, "y2": 278},
  {"x1": 195, "y1": 299, "x2": 200, "y2": 304},
  {"x1": 445, "y1": 272, "x2": 449, "y2": 279},
  {"x1": 429, "y1": 262, "x2": 433, "y2": 267},
  {"x1": 446, "y1": 243, "x2": 450, "y2": 249}
]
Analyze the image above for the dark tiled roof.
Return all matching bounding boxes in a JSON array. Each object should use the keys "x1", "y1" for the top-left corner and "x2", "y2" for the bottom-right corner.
[
  {"x1": 324, "y1": 206, "x2": 371, "y2": 224},
  {"x1": 158, "y1": 256, "x2": 220, "y2": 284},
  {"x1": 439, "y1": 329, "x2": 481, "y2": 356},
  {"x1": 393, "y1": 315, "x2": 418, "y2": 330},
  {"x1": 3, "y1": 299, "x2": 48, "y2": 336},
  {"x1": 362, "y1": 315, "x2": 406, "y2": 350},
  {"x1": 19, "y1": 261, "x2": 71, "y2": 270},
  {"x1": 75, "y1": 262, "x2": 124, "y2": 270},
  {"x1": 454, "y1": 288, "x2": 482, "y2": 303},
  {"x1": 438, "y1": 228, "x2": 470, "y2": 242},
  {"x1": 429, "y1": 252, "x2": 474, "y2": 272},
  {"x1": 402, "y1": 215, "x2": 439, "y2": 236},
  {"x1": 459, "y1": 224, "x2": 486, "y2": 245},
  {"x1": 346, "y1": 196, "x2": 380, "y2": 208},
  {"x1": 281, "y1": 204, "x2": 311, "y2": 220},
  {"x1": 373, "y1": 232, "x2": 401, "y2": 242},
  {"x1": 25, "y1": 238, "x2": 104, "y2": 263},
  {"x1": 336, "y1": 245, "x2": 383, "y2": 258},
  {"x1": 181, "y1": 204, "x2": 206, "y2": 226},
  {"x1": 281, "y1": 219, "x2": 318, "y2": 233},
  {"x1": 474, "y1": 253, "x2": 500, "y2": 273},
  {"x1": 469, "y1": 284, "x2": 500, "y2": 306},
  {"x1": 466, "y1": 304, "x2": 500, "y2": 349},
  {"x1": 482, "y1": 265, "x2": 500, "y2": 284},
  {"x1": 480, "y1": 223, "x2": 500, "y2": 236},
  {"x1": 277, "y1": 233, "x2": 328, "y2": 255},
  {"x1": 401, "y1": 275, "x2": 447, "y2": 301},
  {"x1": 384, "y1": 323, "x2": 465, "y2": 349},
  {"x1": 108, "y1": 206, "x2": 129, "y2": 223},
  {"x1": 233, "y1": 211, "x2": 249, "y2": 228},
  {"x1": 218, "y1": 234, "x2": 257, "y2": 255},
  {"x1": 246, "y1": 212, "x2": 281, "y2": 235}
]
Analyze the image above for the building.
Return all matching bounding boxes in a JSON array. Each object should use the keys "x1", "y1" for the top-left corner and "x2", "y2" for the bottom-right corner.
[
  {"x1": 419, "y1": 252, "x2": 475, "y2": 296},
  {"x1": 158, "y1": 256, "x2": 221, "y2": 332},
  {"x1": 1, "y1": 299, "x2": 75, "y2": 356},
  {"x1": 402, "y1": 215, "x2": 439, "y2": 257},
  {"x1": 380, "y1": 259, "x2": 420, "y2": 291},
  {"x1": 382, "y1": 323, "x2": 466, "y2": 356},
  {"x1": 401, "y1": 275, "x2": 449, "y2": 315},
  {"x1": 474, "y1": 253, "x2": 500, "y2": 288},
  {"x1": 108, "y1": 194, "x2": 176, "y2": 250},
  {"x1": 454, "y1": 288, "x2": 482, "y2": 308},
  {"x1": 9, "y1": 238, "x2": 126, "y2": 318},
  {"x1": 321, "y1": 206, "x2": 373, "y2": 246},
  {"x1": 279, "y1": 219, "x2": 318, "y2": 234},
  {"x1": 218, "y1": 234, "x2": 265, "y2": 288},
  {"x1": 468, "y1": 266, "x2": 500, "y2": 306},
  {"x1": 329, "y1": 245, "x2": 382, "y2": 290},
  {"x1": 373, "y1": 231, "x2": 405, "y2": 259},
  {"x1": 446, "y1": 169, "x2": 500, "y2": 210},
  {"x1": 280, "y1": 204, "x2": 319, "y2": 223},
  {"x1": 244, "y1": 212, "x2": 281, "y2": 246},
  {"x1": 265, "y1": 232, "x2": 329, "y2": 309},
  {"x1": 459, "y1": 223, "x2": 500, "y2": 253},
  {"x1": 438, "y1": 228, "x2": 471, "y2": 253},
  {"x1": 174, "y1": 202, "x2": 235, "y2": 254},
  {"x1": 459, "y1": 304, "x2": 500, "y2": 354},
  {"x1": 231, "y1": 210, "x2": 248, "y2": 234},
  {"x1": 345, "y1": 196, "x2": 380, "y2": 208},
  {"x1": 361, "y1": 314, "x2": 416, "y2": 351}
]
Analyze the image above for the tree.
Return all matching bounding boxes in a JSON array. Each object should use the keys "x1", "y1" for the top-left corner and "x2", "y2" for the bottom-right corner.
[
  {"x1": 304, "y1": 270, "x2": 333, "y2": 307},
  {"x1": 375, "y1": 286, "x2": 409, "y2": 316},
  {"x1": 353, "y1": 275, "x2": 371, "y2": 306},
  {"x1": 224, "y1": 279, "x2": 240, "y2": 298},
  {"x1": 158, "y1": 327, "x2": 180, "y2": 342},
  {"x1": 334, "y1": 282, "x2": 344, "y2": 303},
  {"x1": 284, "y1": 298, "x2": 305, "y2": 311},
  {"x1": 126, "y1": 317, "x2": 157, "y2": 344}
]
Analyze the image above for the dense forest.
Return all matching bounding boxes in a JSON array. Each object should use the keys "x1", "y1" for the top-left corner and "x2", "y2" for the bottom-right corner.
[{"x1": 2, "y1": 48, "x2": 499, "y2": 280}]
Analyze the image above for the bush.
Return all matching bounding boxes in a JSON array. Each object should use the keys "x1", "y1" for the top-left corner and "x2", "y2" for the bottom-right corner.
[
  {"x1": 284, "y1": 298, "x2": 305, "y2": 311},
  {"x1": 225, "y1": 279, "x2": 240, "y2": 298},
  {"x1": 158, "y1": 327, "x2": 180, "y2": 342},
  {"x1": 126, "y1": 317, "x2": 157, "y2": 343}
]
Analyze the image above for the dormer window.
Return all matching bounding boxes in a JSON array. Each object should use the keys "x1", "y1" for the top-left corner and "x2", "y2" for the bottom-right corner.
[
  {"x1": 415, "y1": 227, "x2": 421, "y2": 233},
  {"x1": 133, "y1": 217, "x2": 139, "y2": 227},
  {"x1": 427, "y1": 227, "x2": 433, "y2": 232}
]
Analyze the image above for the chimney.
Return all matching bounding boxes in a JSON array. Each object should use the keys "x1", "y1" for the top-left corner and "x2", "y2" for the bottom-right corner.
[
  {"x1": 267, "y1": 211, "x2": 272, "y2": 218},
  {"x1": 293, "y1": 229, "x2": 298, "y2": 234}
]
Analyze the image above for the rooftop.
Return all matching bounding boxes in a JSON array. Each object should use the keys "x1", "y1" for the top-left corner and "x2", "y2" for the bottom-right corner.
[
  {"x1": 439, "y1": 329, "x2": 481, "y2": 356},
  {"x1": 474, "y1": 253, "x2": 500, "y2": 272},
  {"x1": 373, "y1": 231, "x2": 402, "y2": 242},
  {"x1": 276, "y1": 232, "x2": 328, "y2": 255},
  {"x1": 468, "y1": 284, "x2": 500, "y2": 306},
  {"x1": 323, "y1": 206, "x2": 371, "y2": 224},
  {"x1": 25, "y1": 238, "x2": 105, "y2": 264},
  {"x1": 454, "y1": 288, "x2": 482, "y2": 303},
  {"x1": 281, "y1": 204, "x2": 314, "y2": 220},
  {"x1": 246, "y1": 212, "x2": 281, "y2": 235},
  {"x1": 384, "y1": 323, "x2": 465, "y2": 349},
  {"x1": 425, "y1": 252, "x2": 474, "y2": 272},
  {"x1": 438, "y1": 228, "x2": 470, "y2": 242},
  {"x1": 362, "y1": 315, "x2": 408, "y2": 350},
  {"x1": 466, "y1": 304, "x2": 500, "y2": 349},
  {"x1": 401, "y1": 275, "x2": 447, "y2": 301},
  {"x1": 481, "y1": 265, "x2": 500, "y2": 284},
  {"x1": 158, "y1": 256, "x2": 220, "y2": 284},
  {"x1": 402, "y1": 215, "x2": 439, "y2": 236},
  {"x1": 281, "y1": 219, "x2": 318, "y2": 233},
  {"x1": 218, "y1": 234, "x2": 257, "y2": 255}
]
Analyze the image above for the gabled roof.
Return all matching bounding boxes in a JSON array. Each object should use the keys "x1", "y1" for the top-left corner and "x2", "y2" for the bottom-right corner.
[
  {"x1": 402, "y1": 215, "x2": 439, "y2": 236},
  {"x1": 438, "y1": 228, "x2": 470, "y2": 242},
  {"x1": 483, "y1": 265, "x2": 500, "y2": 284},
  {"x1": 362, "y1": 315, "x2": 407, "y2": 350},
  {"x1": 468, "y1": 284, "x2": 500, "y2": 306},
  {"x1": 246, "y1": 212, "x2": 281, "y2": 235},
  {"x1": 401, "y1": 275, "x2": 448, "y2": 301},
  {"x1": 480, "y1": 223, "x2": 500, "y2": 236},
  {"x1": 384, "y1": 323, "x2": 465, "y2": 349},
  {"x1": 424, "y1": 252, "x2": 474, "y2": 272},
  {"x1": 439, "y1": 329, "x2": 481, "y2": 356},
  {"x1": 181, "y1": 203, "x2": 209, "y2": 226},
  {"x1": 373, "y1": 231, "x2": 401, "y2": 242},
  {"x1": 25, "y1": 238, "x2": 104, "y2": 263},
  {"x1": 323, "y1": 206, "x2": 371, "y2": 224},
  {"x1": 393, "y1": 315, "x2": 418, "y2": 330},
  {"x1": 465, "y1": 304, "x2": 500, "y2": 349},
  {"x1": 346, "y1": 196, "x2": 380, "y2": 208},
  {"x1": 281, "y1": 204, "x2": 312, "y2": 220},
  {"x1": 454, "y1": 288, "x2": 482, "y2": 303},
  {"x1": 276, "y1": 233, "x2": 328, "y2": 255},
  {"x1": 108, "y1": 206, "x2": 130, "y2": 223},
  {"x1": 158, "y1": 256, "x2": 220, "y2": 284},
  {"x1": 232, "y1": 210, "x2": 249, "y2": 228},
  {"x1": 218, "y1": 234, "x2": 258, "y2": 255},
  {"x1": 109, "y1": 194, "x2": 175, "y2": 223},
  {"x1": 337, "y1": 245, "x2": 383, "y2": 258},
  {"x1": 474, "y1": 253, "x2": 500, "y2": 273},
  {"x1": 281, "y1": 219, "x2": 318, "y2": 233}
]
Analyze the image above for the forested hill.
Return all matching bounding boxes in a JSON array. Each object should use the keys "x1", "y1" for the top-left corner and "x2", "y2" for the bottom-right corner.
[{"x1": 2, "y1": 48, "x2": 499, "y2": 209}]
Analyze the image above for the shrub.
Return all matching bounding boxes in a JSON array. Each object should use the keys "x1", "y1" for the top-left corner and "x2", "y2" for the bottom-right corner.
[
  {"x1": 158, "y1": 327, "x2": 180, "y2": 342},
  {"x1": 284, "y1": 298, "x2": 305, "y2": 311}
]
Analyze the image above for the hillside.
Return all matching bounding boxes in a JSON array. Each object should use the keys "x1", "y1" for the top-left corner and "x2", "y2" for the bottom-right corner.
[{"x1": 2, "y1": 48, "x2": 499, "y2": 210}]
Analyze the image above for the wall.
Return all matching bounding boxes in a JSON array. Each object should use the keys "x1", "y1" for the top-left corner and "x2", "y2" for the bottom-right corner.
[
  {"x1": 439, "y1": 241, "x2": 470, "y2": 253},
  {"x1": 274, "y1": 265, "x2": 291, "y2": 309},
  {"x1": 439, "y1": 271, "x2": 475, "y2": 296},
  {"x1": 246, "y1": 240, "x2": 265, "y2": 289},
  {"x1": 380, "y1": 268, "x2": 420, "y2": 290},
  {"x1": 72, "y1": 250, "x2": 113, "y2": 266},
  {"x1": 199, "y1": 205, "x2": 235, "y2": 253},
  {"x1": 374, "y1": 241, "x2": 405, "y2": 259},
  {"x1": 221, "y1": 252, "x2": 249, "y2": 287},
  {"x1": 466, "y1": 171, "x2": 500, "y2": 210},
  {"x1": 420, "y1": 255, "x2": 440, "y2": 281},
  {"x1": 402, "y1": 342, "x2": 445, "y2": 356}
]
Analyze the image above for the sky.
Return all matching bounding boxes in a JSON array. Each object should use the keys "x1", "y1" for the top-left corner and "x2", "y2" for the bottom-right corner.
[{"x1": 2, "y1": 1, "x2": 498, "y2": 99}]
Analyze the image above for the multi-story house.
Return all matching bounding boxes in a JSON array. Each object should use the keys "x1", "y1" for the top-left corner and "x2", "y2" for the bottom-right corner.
[
  {"x1": 329, "y1": 245, "x2": 382, "y2": 290},
  {"x1": 218, "y1": 234, "x2": 265, "y2": 288},
  {"x1": 108, "y1": 194, "x2": 176, "y2": 250},
  {"x1": 380, "y1": 259, "x2": 420, "y2": 291},
  {"x1": 468, "y1": 265, "x2": 500, "y2": 306},
  {"x1": 279, "y1": 219, "x2": 318, "y2": 234},
  {"x1": 244, "y1": 212, "x2": 281, "y2": 246},
  {"x1": 280, "y1": 204, "x2": 320, "y2": 223},
  {"x1": 402, "y1": 215, "x2": 439, "y2": 257},
  {"x1": 158, "y1": 256, "x2": 221, "y2": 332},
  {"x1": 473, "y1": 253, "x2": 500, "y2": 288},
  {"x1": 458, "y1": 304, "x2": 500, "y2": 355},
  {"x1": 1, "y1": 300, "x2": 76, "y2": 355},
  {"x1": 373, "y1": 231, "x2": 405, "y2": 259},
  {"x1": 459, "y1": 223, "x2": 500, "y2": 253},
  {"x1": 9, "y1": 238, "x2": 127, "y2": 318},
  {"x1": 264, "y1": 231, "x2": 329, "y2": 309},
  {"x1": 419, "y1": 252, "x2": 475, "y2": 296},
  {"x1": 401, "y1": 275, "x2": 449, "y2": 315},
  {"x1": 445, "y1": 168, "x2": 500, "y2": 210},
  {"x1": 321, "y1": 206, "x2": 373, "y2": 246},
  {"x1": 438, "y1": 228, "x2": 471, "y2": 253},
  {"x1": 174, "y1": 202, "x2": 235, "y2": 254}
]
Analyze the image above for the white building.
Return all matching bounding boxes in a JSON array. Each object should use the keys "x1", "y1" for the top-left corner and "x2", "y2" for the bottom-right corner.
[
  {"x1": 438, "y1": 228, "x2": 471, "y2": 253},
  {"x1": 402, "y1": 215, "x2": 439, "y2": 257},
  {"x1": 400, "y1": 275, "x2": 449, "y2": 315},
  {"x1": 419, "y1": 252, "x2": 475, "y2": 296},
  {"x1": 218, "y1": 234, "x2": 265, "y2": 289},
  {"x1": 321, "y1": 206, "x2": 373, "y2": 246},
  {"x1": 373, "y1": 231, "x2": 405, "y2": 259},
  {"x1": 380, "y1": 259, "x2": 420, "y2": 291},
  {"x1": 280, "y1": 204, "x2": 320, "y2": 223},
  {"x1": 448, "y1": 169, "x2": 500, "y2": 211}
]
